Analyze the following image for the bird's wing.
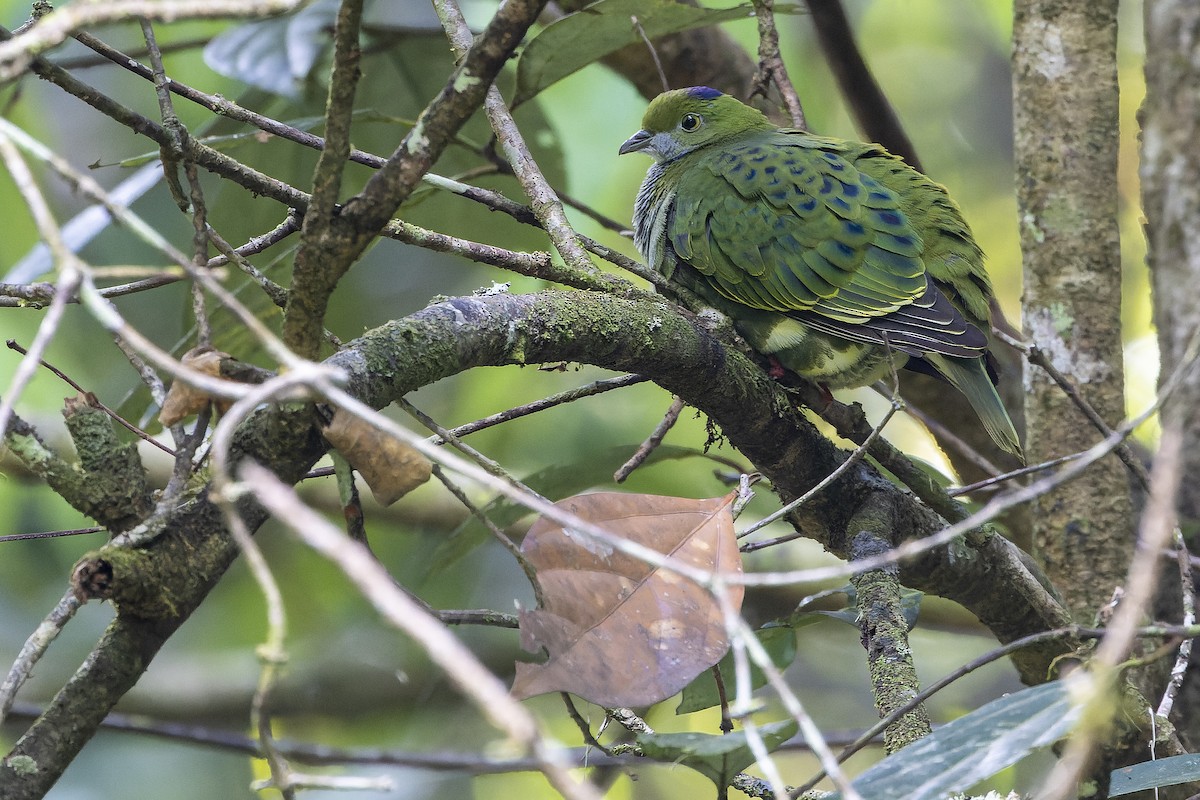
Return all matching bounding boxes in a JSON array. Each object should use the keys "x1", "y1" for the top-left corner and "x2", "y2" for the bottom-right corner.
[{"x1": 667, "y1": 133, "x2": 986, "y2": 358}]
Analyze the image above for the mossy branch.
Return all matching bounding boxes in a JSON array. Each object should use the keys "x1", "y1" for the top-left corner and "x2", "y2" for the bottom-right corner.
[
  {"x1": 4, "y1": 398, "x2": 151, "y2": 534},
  {"x1": 847, "y1": 515, "x2": 932, "y2": 753},
  {"x1": 1, "y1": 289, "x2": 1073, "y2": 796}
]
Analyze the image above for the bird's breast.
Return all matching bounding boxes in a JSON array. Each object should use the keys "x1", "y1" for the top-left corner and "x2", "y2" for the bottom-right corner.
[{"x1": 632, "y1": 164, "x2": 676, "y2": 277}]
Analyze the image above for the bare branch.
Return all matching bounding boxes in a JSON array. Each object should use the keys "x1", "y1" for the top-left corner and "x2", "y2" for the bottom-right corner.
[{"x1": 750, "y1": 0, "x2": 806, "y2": 128}]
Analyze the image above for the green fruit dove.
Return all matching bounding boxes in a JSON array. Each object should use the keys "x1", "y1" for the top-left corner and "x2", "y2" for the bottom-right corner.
[{"x1": 620, "y1": 86, "x2": 1022, "y2": 460}]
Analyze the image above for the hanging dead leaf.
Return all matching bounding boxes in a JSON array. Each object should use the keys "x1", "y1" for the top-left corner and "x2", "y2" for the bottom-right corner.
[
  {"x1": 511, "y1": 492, "x2": 743, "y2": 707},
  {"x1": 322, "y1": 408, "x2": 432, "y2": 506},
  {"x1": 158, "y1": 347, "x2": 236, "y2": 426}
]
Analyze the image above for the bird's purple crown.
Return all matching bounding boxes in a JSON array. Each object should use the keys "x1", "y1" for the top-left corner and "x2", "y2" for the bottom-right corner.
[{"x1": 685, "y1": 86, "x2": 724, "y2": 100}]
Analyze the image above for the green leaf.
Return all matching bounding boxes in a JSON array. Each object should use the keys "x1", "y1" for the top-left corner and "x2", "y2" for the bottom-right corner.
[
  {"x1": 111, "y1": 111, "x2": 379, "y2": 169},
  {"x1": 1110, "y1": 753, "x2": 1200, "y2": 797},
  {"x1": 803, "y1": 607, "x2": 859, "y2": 626},
  {"x1": 830, "y1": 681, "x2": 1080, "y2": 800},
  {"x1": 791, "y1": 585, "x2": 923, "y2": 630},
  {"x1": 514, "y1": 0, "x2": 790, "y2": 105},
  {"x1": 676, "y1": 625, "x2": 797, "y2": 714},
  {"x1": 637, "y1": 719, "x2": 798, "y2": 790},
  {"x1": 895, "y1": 587, "x2": 924, "y2": 629}
]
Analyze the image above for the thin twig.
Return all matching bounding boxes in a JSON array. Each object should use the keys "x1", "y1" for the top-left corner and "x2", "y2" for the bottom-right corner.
[
  {"x1": 0, "y1": 133, "x2": 83, "y2": 442},
  {"x1": 53, "y1": 35, "x2": 211, "y2": 70},
  {"x1": 5, "y1": 339, "x2": 175, "y2": 456},
  {"x1": 112, "y1": 333, "x2": 170, "y2": 407},
  {"x1": 400, "y1": 398, "x2": 548, "y2": 503},
  {"x1": 159, "y1": 406, "x2": 210, "y2": 506},
  {"x1": 750, "y1": 0, "x2": 806, "y2": 128},
  {"x1": 630, "y1": 16, "x2": 668, "y2": 93},
  {"x1": 437, "y1": 609, "x2": 519, "y2": 627},
  {"x1": 740, "y1": 394, "x2": 901, "y2": 539},
  {"x1": 614, "y1": 395, "x2": 685, "y2": 482},
  {"x1": 138, "y1": 10, "x2": 217, "y2": 353},
  {"x1": 440, "y1": 374, "x2": 649, "y2": 441},
  {"x1": 204, "y1": 223, "x2": 291, "y2": 309},
  {"x1": 795, "y1": 379, "x2": 971, "y2": 523},
  {"x1": 0, "y1": 527, "x2": 106, "y2": 543},
  {"x1": 555, "y1": 187, "x2": 633, "y2": 235},
  {"x1": 430, "y1": 463, "x2": 543, "y2": 607},
  {"x1": 896, "y1": 390, "x2": 1003, "y2": 478},
  {"x1": 725, "y1": 614, "x2": 790, "y2": 798},
  {"x1": 226, "y1": 510, "x2": 299, "y2": 798},
  {"x1": 1156, "y1": 523, "x2": 1196, "y2": 720},
  {"x1": 560, "y1": 693, "x2": 611, "y2": 755},
  {"x1": 949, "y1": 451, "x2": 1083, "y2": 497},
  {"x1": 0, "y1": 591, "x2": 81, "y2": 727},
  {"x1": 0, "y1": 215, "x2": 301, "y2": 308},
  {"x1": 3, "y1": 701, "x2": 638, "y2": 772},
  {"x1": 995, "y1": 327, "x2": 1151, "y2": 491}
]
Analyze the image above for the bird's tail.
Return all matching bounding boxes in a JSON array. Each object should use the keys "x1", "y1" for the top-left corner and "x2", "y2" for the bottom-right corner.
[{"x1": 925, "y1": 354, "x2": 1024, "y2": 462}]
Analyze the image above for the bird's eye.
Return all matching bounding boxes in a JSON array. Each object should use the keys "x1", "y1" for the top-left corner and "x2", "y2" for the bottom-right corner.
[{"x1": 680, "y1": 113, "x2": 702, "y2": 132}]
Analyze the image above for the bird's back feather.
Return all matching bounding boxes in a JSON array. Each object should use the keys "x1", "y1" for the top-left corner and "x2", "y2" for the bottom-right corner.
[
  {"x1": 625, "y1": 89, "x2": 1022, "y2": 458},
  {"x1": 662, "y1": 130, "x2": 989, "y2": 362}
]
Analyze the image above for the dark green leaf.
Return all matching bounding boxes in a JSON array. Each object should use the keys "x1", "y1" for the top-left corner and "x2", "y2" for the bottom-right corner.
[
  {"x1": 514, "y1": 0, "x2": 792, "y2": 104},
  {"x1": 676, "y1": 625, "x2": 797, "y2": 714},
  {"x1": 1110, "y1": 753, "x2": 1200, "y2": 796},
  {"x1": 830, "y1": 681, "x2": 1079, "y2": 800},
  {"x1": 637, "y1": 720, "x2": 799, "y2": 790}
]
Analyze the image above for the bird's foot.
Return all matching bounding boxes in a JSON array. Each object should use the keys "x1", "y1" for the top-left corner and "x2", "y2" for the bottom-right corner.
[{"x1": 815, "y1": 382, "x2": 835, "y2": 410}]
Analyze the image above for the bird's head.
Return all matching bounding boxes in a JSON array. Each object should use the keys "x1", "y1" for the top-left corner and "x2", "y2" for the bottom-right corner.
[{"x1": 619, "y1": 87, "x2": 773, "y2": 162}]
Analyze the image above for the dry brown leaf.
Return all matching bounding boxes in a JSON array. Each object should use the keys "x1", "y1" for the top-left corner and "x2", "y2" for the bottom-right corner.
[
  {"x1": 323, "y1": 408, "x2": 432, "y2": 506},
  {"x1": 511, "y1": 492, "x2": 743, "y2": 707},
  {"x1": 158, "y1": 347, "x2": 234, "y2": 426}
]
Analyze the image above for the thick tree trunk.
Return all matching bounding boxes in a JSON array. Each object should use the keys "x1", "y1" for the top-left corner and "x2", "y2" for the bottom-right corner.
[
  {"x1": 1012, "y1": 0, "x2": 1133, "y2": 621},
  {"x1": 1142, "y1": 0, "x2": 1200, "y2": 751},
  {"x1": 1012, "y1": 2, "x2": 1144, "y2": 794}
]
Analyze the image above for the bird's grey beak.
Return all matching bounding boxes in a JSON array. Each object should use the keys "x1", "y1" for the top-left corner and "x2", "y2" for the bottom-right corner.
[{"x1": 619, "y1": 129, "x2": 652, "y2": 155}]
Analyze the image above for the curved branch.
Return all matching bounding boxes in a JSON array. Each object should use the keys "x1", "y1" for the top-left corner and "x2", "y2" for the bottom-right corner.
[
  {"x1": 332, "y1": 290, "x2": 1072, "y2": 673},
  {"x1": 0, "y1": 289, "x2": 1072, "y2": 797}
]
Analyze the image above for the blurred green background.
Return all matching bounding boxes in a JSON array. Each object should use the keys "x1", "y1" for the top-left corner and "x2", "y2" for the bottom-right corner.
[{"x1": 0, "y1": 0, "x2": 1149, "y2": 797}]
